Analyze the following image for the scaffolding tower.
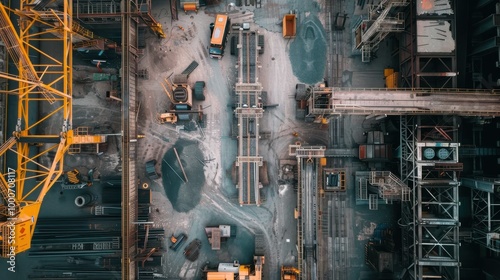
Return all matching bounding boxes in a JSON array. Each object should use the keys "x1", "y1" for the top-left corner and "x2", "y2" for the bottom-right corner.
[
  {"x1": 462, "y1": 177, "x2": 500, "y2": 252},
  {"x1": 401, "y1": 116, "x2": 461, "y2": 280},
  {"x1": 75, "y1": 0, "x2": 166, "y2": 38},
  {"x1": 292, "y1": 145, "x2": 325, "y2": 280},
  {"x1": 355, "y1": 0, "x2": 409, "y2": 62},
  {"x1": 369, "y1": 171, "x2": 411, "y2": 203}
]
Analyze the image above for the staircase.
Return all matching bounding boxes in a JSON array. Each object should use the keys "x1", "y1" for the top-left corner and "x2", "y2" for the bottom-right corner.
[{"x1": 370, "y1": 171, "x2": 410, "y2": 202}]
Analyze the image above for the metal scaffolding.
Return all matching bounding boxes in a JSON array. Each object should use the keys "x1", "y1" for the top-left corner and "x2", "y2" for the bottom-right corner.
[
  {"x1": 462, "y1": 177, "x2": 500, "y2": 252},
  {"x1": 399, "y1": 0, "x2": 457, "y2": 88},
  {"x1": 401, "y1": 116, "x2": 461, "y2": 280},
  {"x1": 369, "y1": 171, "x2": 411, "y2": 202},
  {"x1": 234, "y1": 30, "x2": 264, "y2": 206},
  {"x1": 0, "y1": 0, "x2": 105, "y2": 258},
  {"x1": 293, "y1": 145, "x2": 325, "y2": 280},
  {"x1": 355, "y1": 0, "x2": 409, "y2": 62},
  {"x1": 75, "y1": 0, "x2": 166, "y2": 38}
]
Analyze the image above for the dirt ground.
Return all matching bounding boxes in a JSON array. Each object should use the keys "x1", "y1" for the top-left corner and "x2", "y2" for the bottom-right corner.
[{"x1": 131, "y1": 0, "x2": 332, "y2": 279}]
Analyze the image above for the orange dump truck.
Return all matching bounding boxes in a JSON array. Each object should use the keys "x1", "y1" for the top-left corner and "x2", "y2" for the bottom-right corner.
[{"x1": 282, "y1": 14, "x2": 296, "y2": 39}]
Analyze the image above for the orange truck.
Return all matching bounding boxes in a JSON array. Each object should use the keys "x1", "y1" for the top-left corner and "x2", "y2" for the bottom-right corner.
[{"x1": 282, "y1": 13, "x2": 297, "y2": 39}]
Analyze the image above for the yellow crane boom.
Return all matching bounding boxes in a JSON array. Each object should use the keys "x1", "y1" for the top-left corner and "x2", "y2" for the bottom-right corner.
[{"x1": 0, "y1": 0, "x2": 101, "y2": 257}]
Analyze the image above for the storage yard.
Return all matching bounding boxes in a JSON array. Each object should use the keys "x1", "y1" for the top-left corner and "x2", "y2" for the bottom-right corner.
[{"x1": 0, "y1": 0, "x2": 500, "y2": 280}]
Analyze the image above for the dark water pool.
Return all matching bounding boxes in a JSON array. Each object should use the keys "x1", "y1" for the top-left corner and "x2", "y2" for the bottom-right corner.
[{"x1": 161, "y1": 140, "x2": 206, "y2": 212}]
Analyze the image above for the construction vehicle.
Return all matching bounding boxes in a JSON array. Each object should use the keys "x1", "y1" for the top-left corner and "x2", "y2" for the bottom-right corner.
[
  {"x1": 158, "y1": 112, "x2": 178, "y2": 124},
  {"x1": 145, "y1": 160, "x2": 160, "y2": 180},
  {"x1": 282, "y1": 12, "x2": 297, "y2": 39},
  {"x1": 209, "y1": 14, "x2": 231, "y2": 59},
  {"x1": 184, "y1": 238, "x2": 202, "y2": 261},
  {"x1": 160, "y1": 61, "x2": 205, "y2": 122},
  {"x1": 169, "y1": 233, "x2": 187, "y2": 251},
  {"x1": 281, "y1": 266, "x2": 300, "y2": 279}
]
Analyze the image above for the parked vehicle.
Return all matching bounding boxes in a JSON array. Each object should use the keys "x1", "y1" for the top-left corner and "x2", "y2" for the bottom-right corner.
[
  {"x1": 169, "y1": 233, "x2": 187, "y2": 251},
  {"x1": 209, "y1": 14, "x2": 231, "y2": 59}
]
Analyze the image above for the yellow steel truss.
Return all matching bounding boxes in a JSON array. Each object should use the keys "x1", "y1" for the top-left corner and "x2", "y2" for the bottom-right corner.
[
  {"x1": 137, "y1": 0, "x2": 166, "y2": 39},
  {"x1": 0, "y1": 0, "x2": 75, "y2": 256}
]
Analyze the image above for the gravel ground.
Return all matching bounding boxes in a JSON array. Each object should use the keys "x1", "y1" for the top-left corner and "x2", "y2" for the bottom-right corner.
[{"x1": 137, "y1": 1, "x2": 330, "y2": 279}]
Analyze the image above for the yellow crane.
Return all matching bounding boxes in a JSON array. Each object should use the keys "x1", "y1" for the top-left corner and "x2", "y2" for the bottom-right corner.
[{"x1": 0, "y1": 0, "x2": 104, "y2": 257}]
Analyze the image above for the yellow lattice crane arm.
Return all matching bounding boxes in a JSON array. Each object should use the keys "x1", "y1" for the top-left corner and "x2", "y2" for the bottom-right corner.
[
  {"x1": 0, "y1": 0, "x2": 74, "y2": 257},
  {"x1": 136, "y1": 0, "x2": 166, "y2": 39}
]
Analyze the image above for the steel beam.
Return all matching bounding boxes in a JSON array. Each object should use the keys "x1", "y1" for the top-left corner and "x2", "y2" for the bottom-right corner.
[
  {"x1": 471, "y1": 36, "x2": 500, "y2": 56},
  {"x1": 473, "y1": 14, "x2": 500, "y2": 36},
  {"x1": 477, "y1": 0, "x2": 498, "y2": 10},
  {"x1": 121, "y1": 0, "x2": 139, "y2": 278},
  {"x1": 471, "y1": 188, "x2": 500, "y2": 252},
  {"x1": 461, "y1": 177, "x2": 499, "y2": 193},
  {"x1": 307, "y1": 87, "x2": 500, "y2": 117}
]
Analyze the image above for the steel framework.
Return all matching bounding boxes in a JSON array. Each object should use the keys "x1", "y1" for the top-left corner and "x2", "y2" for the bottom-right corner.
[
  {"x1": 0, "y1": 0, "x2": 74, "y2": 256},
  {"x1": 462, "y1": 177, "x2": 500, "y2": 252},
  {"x1": 472, "y1": 187, "x2": 500, "y2": 251},
  {"x1": 401, "y1": 116, "x2": 461, "y2": 280},
  {"x1": 234, "y1": 30, "x2": 264, "y2": 206},
  {"x1": 121, "y1": 0, "x2": 140, "y2": 278},
  {"x1": 74, "y1": 0, "x2": 166, "y2": 38},
  {"x1": 369, "y1": 171, "x2": 411, "y2": 202},
  {"x1": 0, "y1": 0, "x2": 104, "y2": 258},
  {"x1": 293, "y1": 145, "x2": 325, "y2": 280},
  {"x1": 399, "y1": 0, "x2": 457, "y2": 88},
  {"x1": 355, "y1": 0, "x2": 409, "y2": 62},
  {"x1": 306, "y1": 87, "x2": 500, "y2": 118}
]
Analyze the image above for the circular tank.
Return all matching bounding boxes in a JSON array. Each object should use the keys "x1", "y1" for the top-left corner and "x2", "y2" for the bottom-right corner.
[
  {"x1": 438, "y1": 148, "x2": 450, "y2": 160},
  {"x1": 173, "y1": 87, "x2": 188, "y2": 103},
  {"x1": 75, "y1": 193, "x2": 93, "y2": 207},
  {"x1": 423, "y1": 148, "x2": 435, "y2": 159}
]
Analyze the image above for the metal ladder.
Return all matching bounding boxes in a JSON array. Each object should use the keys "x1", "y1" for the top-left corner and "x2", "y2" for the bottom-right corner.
[
  {"x1": 369, "y1": 194, "x2": 378, "y2": 210},
  {"x1": 361, "y1": 45, "x2": 371, "y2": 63},
  {"x1": 359, "y1": 178, "x2": 368, "y2": 200}
]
